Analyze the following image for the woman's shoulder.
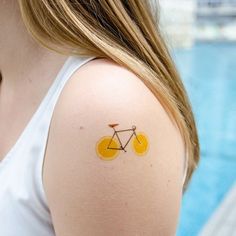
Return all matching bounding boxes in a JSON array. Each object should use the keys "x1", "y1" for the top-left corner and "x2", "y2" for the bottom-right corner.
[
  {"x1": 52, "y1": 56, "x2": 172, "y2": 125},
  {"x1": 49, "y1": 56, "x2": 184, "y2": 151},
  {"x1": 52, "y1": 56, "x2": 174, "y2": 121},
  {"x1": 42, "y1": 56, "x2": 185, "y2": 235}
]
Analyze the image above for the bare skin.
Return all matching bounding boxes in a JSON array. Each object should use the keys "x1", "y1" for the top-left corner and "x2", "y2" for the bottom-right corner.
[
  {"x1": 0, "y1": 0, "x2": 67, "y2": 160},
  {"x1": 1, "y1": 1, "x2": 186, "y2": 235},
  {"x1": 42, "y1": 59, "x2": 185, "y2": 235}
]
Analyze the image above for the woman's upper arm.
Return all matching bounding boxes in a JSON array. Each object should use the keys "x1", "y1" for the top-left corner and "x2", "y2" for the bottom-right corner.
[{"x1": 43, "y1": 59, "x2": 185, "y2": 236}]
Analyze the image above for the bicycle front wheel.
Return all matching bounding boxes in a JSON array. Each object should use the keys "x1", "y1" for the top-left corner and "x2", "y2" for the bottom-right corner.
[
  {"x1": 132, "y1": 132, "x2": 149, "y2": 156},
  {"x1": 96, "y1": 136, "x2": 120, "y2": 160}
]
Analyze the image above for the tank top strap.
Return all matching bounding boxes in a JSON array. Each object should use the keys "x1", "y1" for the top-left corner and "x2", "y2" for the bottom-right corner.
[
  {"x1": 0, "y1": 55, "x2": 97, "y2": 168},
  {"x1": 0, "y1": 54, "x2": 98, "y2": 236},
  {"x1": 45, "y1": 55, "x2": 97, "y2": 117},
  {"x1": 35, "y1": 55, "x2": 98, "y2": 210}
]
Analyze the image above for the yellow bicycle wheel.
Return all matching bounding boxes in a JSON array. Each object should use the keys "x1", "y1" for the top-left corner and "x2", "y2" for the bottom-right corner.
[
  {"x1": 132, "y1": 132, "x2": 149, "y2": 156},
  {"x1": 96, "y1": 136, "x2": 120, "y2": 160}
]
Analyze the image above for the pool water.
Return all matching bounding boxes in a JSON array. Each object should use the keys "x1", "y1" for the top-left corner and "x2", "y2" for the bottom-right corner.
[{"x1": 172, "y1": 42, "x2": 236, "y2": 236}]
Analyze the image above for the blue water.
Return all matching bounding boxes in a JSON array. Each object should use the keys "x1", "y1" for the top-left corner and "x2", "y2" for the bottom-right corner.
[{"x1": 172, "y1": 42, "x2": 236, "y2": 236}]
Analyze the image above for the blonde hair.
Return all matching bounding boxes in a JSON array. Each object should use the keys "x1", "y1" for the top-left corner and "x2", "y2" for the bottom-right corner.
[{"x1": 18, "y1": 0, "x2": 200, "y2": 193}]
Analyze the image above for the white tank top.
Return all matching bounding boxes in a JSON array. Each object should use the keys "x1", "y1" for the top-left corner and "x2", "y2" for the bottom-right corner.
[{"x1": 0, "y1": 55, "x2": 188, "y2": 236}]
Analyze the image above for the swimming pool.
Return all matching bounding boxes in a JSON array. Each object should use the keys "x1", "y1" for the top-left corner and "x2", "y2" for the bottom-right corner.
[{"x1": 172, "y1": 42, "x2": 236, "y2": 236}]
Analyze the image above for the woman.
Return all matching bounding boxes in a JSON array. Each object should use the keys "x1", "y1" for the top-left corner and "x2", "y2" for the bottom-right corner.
[{"x1": 0, "y1": 0, "x2": 199, "y2": 235}]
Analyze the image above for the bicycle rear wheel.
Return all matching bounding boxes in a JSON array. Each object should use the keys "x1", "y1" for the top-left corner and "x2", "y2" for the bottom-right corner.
[{"x1": 96, "y1": 136, "x2": 120, "y2": 160}]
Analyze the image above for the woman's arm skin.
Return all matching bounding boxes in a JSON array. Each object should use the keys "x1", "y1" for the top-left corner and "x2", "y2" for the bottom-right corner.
[{"x1": 43, "y1": 58, "x2": 185, "y2": 236}]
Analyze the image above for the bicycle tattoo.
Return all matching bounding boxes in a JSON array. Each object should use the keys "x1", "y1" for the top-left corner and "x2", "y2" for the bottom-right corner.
[{"x1": 96, "y1": 123, "x2": 149, "y2": 160}]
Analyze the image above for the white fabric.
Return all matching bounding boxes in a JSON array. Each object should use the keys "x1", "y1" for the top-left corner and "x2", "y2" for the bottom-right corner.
[
  {"x1": 0, "y1": 54, "x2": 188, "y2": 236},
  {"x1": 0, "y1": 55, "x2": 97, "y2": 236}
]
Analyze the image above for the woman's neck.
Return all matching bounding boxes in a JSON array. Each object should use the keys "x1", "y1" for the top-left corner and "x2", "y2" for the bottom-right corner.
[{"x1": 0, "y1": 0, "x2": 67, "y2": 91}]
